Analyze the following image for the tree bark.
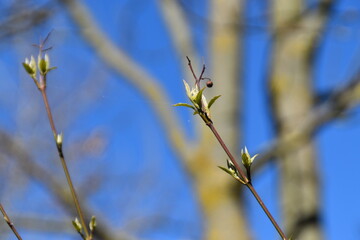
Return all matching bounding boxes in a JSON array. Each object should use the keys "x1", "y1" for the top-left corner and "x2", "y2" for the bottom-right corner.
[
  {"x1": 188, "y1": 150, "x2": 250, "y2": 240},
  {"x1": 270, "y1": 1, "x2": 332, "y2": 239},
  {"x1": 187, "y1": 1, "x2": 251, "y2": 240}
]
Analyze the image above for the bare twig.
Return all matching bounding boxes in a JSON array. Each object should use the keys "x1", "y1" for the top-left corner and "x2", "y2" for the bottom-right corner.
[
  {"x1": 0, "y1": 131, "x2": 134, "y2": 240},
  {"x1": 184, "y1": 59, "x2": 288, "y2": 240},
  {"x1": 24, "y1": 35, "x2": 91, "y2": 239},
  {"x1": 0, "y1": 204, "x2": 22, "y2": 240},
  {"x1": 39, "y1": 83, "x2": 90, "y2": 239},
  {"x1": 207, "y1": 124, "x2": 287, "y2": 240}
]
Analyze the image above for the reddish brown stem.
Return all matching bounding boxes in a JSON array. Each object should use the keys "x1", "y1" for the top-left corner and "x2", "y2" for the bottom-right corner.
[
  {"x1": 207, "y1": 122, "x2": 287, "y2": 240},
  {"x1": 39, "y1": 76, "x2": 57, "y2": 135},
  {"x1": 0, "y1": 204, "x2": 22, "y2": 240},
  {"x1": 186, "y1": 56, "x2": 198, "y2": 81},
  {"x1": 185, "y1": 57, "x2": 287, "y2": 239},
  {"x1": 38, "y1": 83, "x2": 90, "y2": 239},
  {"x1": 207, "y1": 123, "x2": 248, "y2": 182},
  {"x1": 198, "y1": 63, "x2": 206, "y2": 82},
  {"x1": 186, "y1": 57, "x2": 208, "y2": 90}
]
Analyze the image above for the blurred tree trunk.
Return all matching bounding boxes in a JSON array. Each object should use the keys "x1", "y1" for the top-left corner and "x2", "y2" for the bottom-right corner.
[
  {"x1": 270, "y1": 1, "x2": 332, "y2": 239},
  {"x1": 188, "y1": 151, "x2": 250, "y2": 240},
  {"x1": 184, "y1": 1, "x2": 250, "y2": 240}
]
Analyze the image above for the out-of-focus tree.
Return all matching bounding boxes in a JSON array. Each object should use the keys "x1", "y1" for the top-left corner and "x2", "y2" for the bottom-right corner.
[{"x1": 1, "y1": 0, "x2": 360, "y2": 240}]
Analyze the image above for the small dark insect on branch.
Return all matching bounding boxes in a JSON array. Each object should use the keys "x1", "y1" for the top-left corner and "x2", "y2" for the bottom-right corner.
[
  {"x1": 183, "y1": 57, "x2": 288, "y2": 240},
  {"x1": 186, "y1": 56, "x2": 213, "y2": 89}
]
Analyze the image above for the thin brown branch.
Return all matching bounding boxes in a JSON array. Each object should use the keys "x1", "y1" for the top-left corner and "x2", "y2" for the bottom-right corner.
[
  {"x1": 0, "y1": 204, "x2": 22, "y2": 240},
  {"x1": 185, "y1": 56, "x2": 207, "y2": 90},
  {"x1": 0, "y1": 131, "x2": 134, "y2": 240},
  {"x1": 26, "y1": 34, "x2": 91, "y2": 238},
  {"x1": 207, "y1": 123, "x2": 287, "y2": 240},
  {"x1": 185, "y1": 58, "x2": 287, "y2": 240},
  {"x1": 186, "y1": 56, "x2": 198, "y2": 82},
  {"x1": 38, "y1": 85, "x2": 90, "y2": 239},
  {"x1": 39, "y1": 80, "x2": 57, "y2": 135}
]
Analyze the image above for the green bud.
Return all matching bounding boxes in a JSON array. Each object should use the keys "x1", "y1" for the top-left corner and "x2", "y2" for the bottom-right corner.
[
  {"x1": 30, "y1": 56, "x2": 36, "y2": 71},
  {"x1": 72, "y1": 218, "x2": 82, "y2": 234},
  {"x1": 183, "y1": 80, "x2": 198, "y2": 102},
  {"x1": 45, "y1": 53, "x2": 50, "y2": 70},
  {"x1": 56, "y1": 132, "x2": 63, "y2": 147},
  {"x1": 241, "y1": 147, "x2": 258, "y2": 169},
  {"x1": 23, "y1": 62, "x2": 34, "y2": 75},
  {"x1": 38, "y1": 55, "x2": 47, "y2": 75},
  {"x1": 218, "y1": 159, "x2": 246, "y2": 184},
  {"x1": 183, "y1": 80, "x2": 211, "y2": 116},
  {"x1": 89, "y1": 216, "x2": 97, "y2": 232},
  {"x1": 22, "y1": 56, "x2": 37, "y2": 76}
]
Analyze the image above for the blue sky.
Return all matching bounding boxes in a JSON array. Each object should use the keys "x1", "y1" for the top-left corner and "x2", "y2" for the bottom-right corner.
[{"x1": 1, "y1": 1, "x2": 360, "y2": 240}]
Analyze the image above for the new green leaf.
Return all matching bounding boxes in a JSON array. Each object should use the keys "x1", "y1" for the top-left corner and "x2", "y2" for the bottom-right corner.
[
  {"x1": 208, "y1": 95, "x2": 221, "y2": 109},
  {"x1": 173, "y1": 103, "x2": 195, "y2": 110}
]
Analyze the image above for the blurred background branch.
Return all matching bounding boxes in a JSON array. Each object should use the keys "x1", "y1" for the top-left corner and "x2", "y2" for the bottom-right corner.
[
  {"x1": 0, "y1": 3, "x2": 54, "y2": 40},
  {"x1": 1, "y1": 0, "x2": 360, "y2": 239},
  {"x1": 0, "y1": 131, "x2": 134, "y2": 240}
]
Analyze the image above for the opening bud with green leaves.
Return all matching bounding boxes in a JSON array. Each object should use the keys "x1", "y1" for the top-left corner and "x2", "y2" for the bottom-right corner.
[
  {"x1": 218, "y1": 159, "x2": 247, "y2": 184},
  {"x1": 22, "y1": 56, "x2": 37, "y2": 78},
  {"x1": 174, "y1": 80, "x2": 221, "y2": 125},
  {"x1": 241, "y1": 146, "x2": 258, "y2": 170},
  {"x1": 174, "y1": 57, "x2": 288, "y2": 240},
  {"x1": 38, "y1": 53, "x2": 53, "y2": 75},
  {"x1": 23, "y1": 54, "x2": 56, "y2": 76},
  {"x1": 22, "y1": 52, "x2": 57, "y2": 90},
  {"x1": 89, "y1": 216, "x2": 97, "y2": 233},
  {"x1": 72, "y1": 217, "x2": 83, "y2": 234}
]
